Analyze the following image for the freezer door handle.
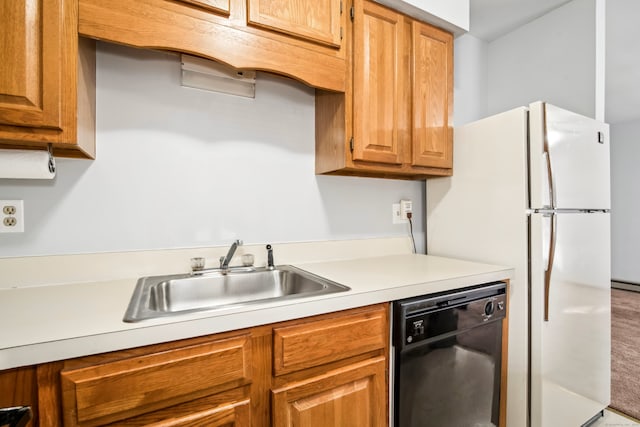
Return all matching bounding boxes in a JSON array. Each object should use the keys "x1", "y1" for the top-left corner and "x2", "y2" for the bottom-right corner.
[
  {"x1": 543, "y1": 152, "x2": 556, "y2": 209},
  {"x1": 543, "y1": 212, "x2": 557, "y2": 322}
]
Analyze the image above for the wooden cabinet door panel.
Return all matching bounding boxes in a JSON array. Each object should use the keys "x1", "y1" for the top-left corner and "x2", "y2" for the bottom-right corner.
[
  {"x1": 352, "y1": 0, "x2": 403, "y2": 165},
  {"x1": 272, "y1": 357, "x2": 386, "y2": 427},
  {"x1": 60, "y1": 334, "x2": 252, "y2": 426},
  {"x1": 411, "y1": 21, "x2": 453, "y2": 169},
  {"x1": 247, "y1": 0, "x2": 342, "y2": 48},
  {"x1": 0, "y1": 0, "x2": 66, "y2": 129}
]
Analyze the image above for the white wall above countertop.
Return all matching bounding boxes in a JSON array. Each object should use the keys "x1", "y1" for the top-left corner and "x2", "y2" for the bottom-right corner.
[
  {"x1": 374, "y1": 0, "x2": 469, "y2": 34},
  {"x1": 0, "y1": 237, "x2": 414, "y2": 289}
]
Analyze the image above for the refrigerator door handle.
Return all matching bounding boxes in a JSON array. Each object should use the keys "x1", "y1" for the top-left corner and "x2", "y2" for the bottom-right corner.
[
  {"x1": 543, "y1": 149, "x2": 556, "y2": 210},
  {"x1": 542, "y1": 106, "x2": 556, "y2": 209},
  {"x1": 543, "y1": 212, "x2": 557, "y2": 322}
]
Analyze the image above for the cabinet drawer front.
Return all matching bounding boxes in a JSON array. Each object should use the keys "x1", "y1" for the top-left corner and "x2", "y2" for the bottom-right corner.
[
  {"x1": 273, "y1": 305, "x2": 387, "y2": 375},
  {"x1": 60, "y1": 334, "x2": 252, "y2": 426}
]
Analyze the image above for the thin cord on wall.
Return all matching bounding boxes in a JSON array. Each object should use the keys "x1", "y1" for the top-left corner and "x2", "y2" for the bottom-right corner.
[{"x1": 407, "y1": 212, "x2": 417, "y2": 254}]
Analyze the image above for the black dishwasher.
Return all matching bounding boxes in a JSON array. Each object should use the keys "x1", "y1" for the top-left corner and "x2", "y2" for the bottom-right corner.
[{"x1": 393, "y1": 281, "x2": 507, "y2": 427}]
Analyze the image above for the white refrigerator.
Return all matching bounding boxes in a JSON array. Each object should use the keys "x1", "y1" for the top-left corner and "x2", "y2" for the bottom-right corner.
[{"x1": 426, "y1": 102, "x2": 611, "y2": 427}]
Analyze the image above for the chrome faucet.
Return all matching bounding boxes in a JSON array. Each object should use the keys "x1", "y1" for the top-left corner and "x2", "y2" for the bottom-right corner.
[
  {"x1": 266, "y1": 244, "x2": 274, "y2": 270},
  {"x1": 219, "y1": 239, "x2": 242, "y2": 272}
]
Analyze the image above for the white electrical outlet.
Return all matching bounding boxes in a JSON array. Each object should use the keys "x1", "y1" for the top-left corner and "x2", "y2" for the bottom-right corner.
[
  {"x1": 392, "y1": 203, "x2": 407, "y2": 224},
  {"x1": 400, "y1": 199, "x2": 413, "y2": 220},
  {"x1": 0, "y1": 200, "x2": 24, "y2": 233}
]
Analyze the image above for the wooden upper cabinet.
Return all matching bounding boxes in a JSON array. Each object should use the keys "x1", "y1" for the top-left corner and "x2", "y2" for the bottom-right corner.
[
  {"x1": 247, "y1": 0, "x2": 342, "y2": 48},
  {"x1": 352, "y1": 0, "x2": 404, "y2": 165},
  {"x1": 0, "y1": 0, "x2": 61, "y2": 129},
  {"x1": 0, "y1": 0, "x2": 96, "y2": 158},
  {"x1": 411, "y1": 20, "x2": 453, "y2": 169},
  {"x1": 315, "y1": 0, "x2": 453, "y2": 179}
]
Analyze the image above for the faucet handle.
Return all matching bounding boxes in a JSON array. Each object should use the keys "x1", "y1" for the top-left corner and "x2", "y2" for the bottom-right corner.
[{"x1": 190, "y1": 257, "x2": 205, "y2": 272}]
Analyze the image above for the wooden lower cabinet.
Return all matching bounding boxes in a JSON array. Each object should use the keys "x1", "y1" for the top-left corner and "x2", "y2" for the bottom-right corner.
[
  {"x1": 0, "y1": 304, "x2": 389, "y2": 426},
  {"x1": 271, "y1": 304, "x2": 389, "y2": 427},
  {"x1": 272, "y1": 357, "x2": 386, "y2": 427},
  {"x1": 0, "y1": 366, "x2": 38, "y2": 427}
]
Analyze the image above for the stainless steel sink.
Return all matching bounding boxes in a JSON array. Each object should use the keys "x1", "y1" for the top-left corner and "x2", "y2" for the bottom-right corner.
[{"x1": 124, "y1": 265, "x2": 350, "y2": 322}]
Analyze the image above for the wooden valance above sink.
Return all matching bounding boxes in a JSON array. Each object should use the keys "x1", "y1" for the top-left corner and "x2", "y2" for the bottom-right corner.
[{"x1": 78, "y1": 0, "x2": 347, "y2": 92}]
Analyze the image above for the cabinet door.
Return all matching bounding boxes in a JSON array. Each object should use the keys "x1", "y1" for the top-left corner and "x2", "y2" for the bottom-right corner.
[
  {"x1": 272, "y1": 357, "x2": 386, "y2": 427},
  {"x1": 0, "y1": 0, "x2": 67, "y2": 130},
  {"x1": 247, "y1": 0, "x2": 342, "y2": 48},
  {"x1": 352, "y1": 0, "x2": 404, "y2": 165},
  {"x1": 411, "y1": 21, "x2": 453, "y2": 169}
]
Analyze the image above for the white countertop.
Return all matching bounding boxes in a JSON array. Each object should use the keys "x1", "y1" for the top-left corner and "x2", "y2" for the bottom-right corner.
[{"x1": 0, "y1": 254, "x2": 512, "y2": 370}]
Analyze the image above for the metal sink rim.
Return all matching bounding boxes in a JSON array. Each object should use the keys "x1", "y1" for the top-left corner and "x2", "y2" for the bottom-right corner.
[{"x1": 123, "y1": 265, "x2": 350, "y2": 322}]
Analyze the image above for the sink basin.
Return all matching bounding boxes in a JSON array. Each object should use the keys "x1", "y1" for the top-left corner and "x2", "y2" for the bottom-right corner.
[{"x1": 124, "y1": 265, "x2": 350, "y2": 322}]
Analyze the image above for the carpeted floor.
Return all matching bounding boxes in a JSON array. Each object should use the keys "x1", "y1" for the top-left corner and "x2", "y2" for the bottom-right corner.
[{"x1": 610, "y1": 288, "x2": 640, "y2": 421}]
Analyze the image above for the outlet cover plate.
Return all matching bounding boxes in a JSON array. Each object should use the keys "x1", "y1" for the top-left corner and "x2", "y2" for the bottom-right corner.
[{"x1": 0, "y1": 200, "x2": 24, "y2": 233}]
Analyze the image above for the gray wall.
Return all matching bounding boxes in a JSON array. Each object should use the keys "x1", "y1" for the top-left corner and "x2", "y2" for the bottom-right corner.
[
  {"x1": 0, "y1": 42, "x2": 425, "y2": 257},
  {"x1": 452, "y1": 0, "x2": 604, "y2": 125},
  {"x1": 453, "y1": 34, "x2": 489, "y2": 125},
  {"x1": 487, "y1": 0, "x2": 601, "y2": 119},
  {"x1": 606, "y1": 0, "x2": 640, "y2": 284},
  {"x1": 610, "y1": 119, "x2": 640, "y2": 283}
]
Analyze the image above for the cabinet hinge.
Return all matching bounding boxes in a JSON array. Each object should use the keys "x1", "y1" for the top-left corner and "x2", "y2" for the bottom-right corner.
[
  {"x1": 349, "y1": 137, "x2": 354, "y2": 152},
  {"x1": 340, "y1": 27, "x2": 343, "y2": 40},
  {"x1": 340, "y1": 0, "x2": 343, "y2": 14},
  {"x1": 350, "y1": 5, "x2": 355, "y2": 21}
]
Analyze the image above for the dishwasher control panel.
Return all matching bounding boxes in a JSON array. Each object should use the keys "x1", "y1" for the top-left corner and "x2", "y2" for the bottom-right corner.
[{"x1": 395, "y1": 281, "x2": 507, "y2": 348}]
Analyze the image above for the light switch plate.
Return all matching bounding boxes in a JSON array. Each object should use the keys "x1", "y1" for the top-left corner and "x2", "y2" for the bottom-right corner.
[{"x1": 392, "y1": 203, "x2": 407, "y2": 224}]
